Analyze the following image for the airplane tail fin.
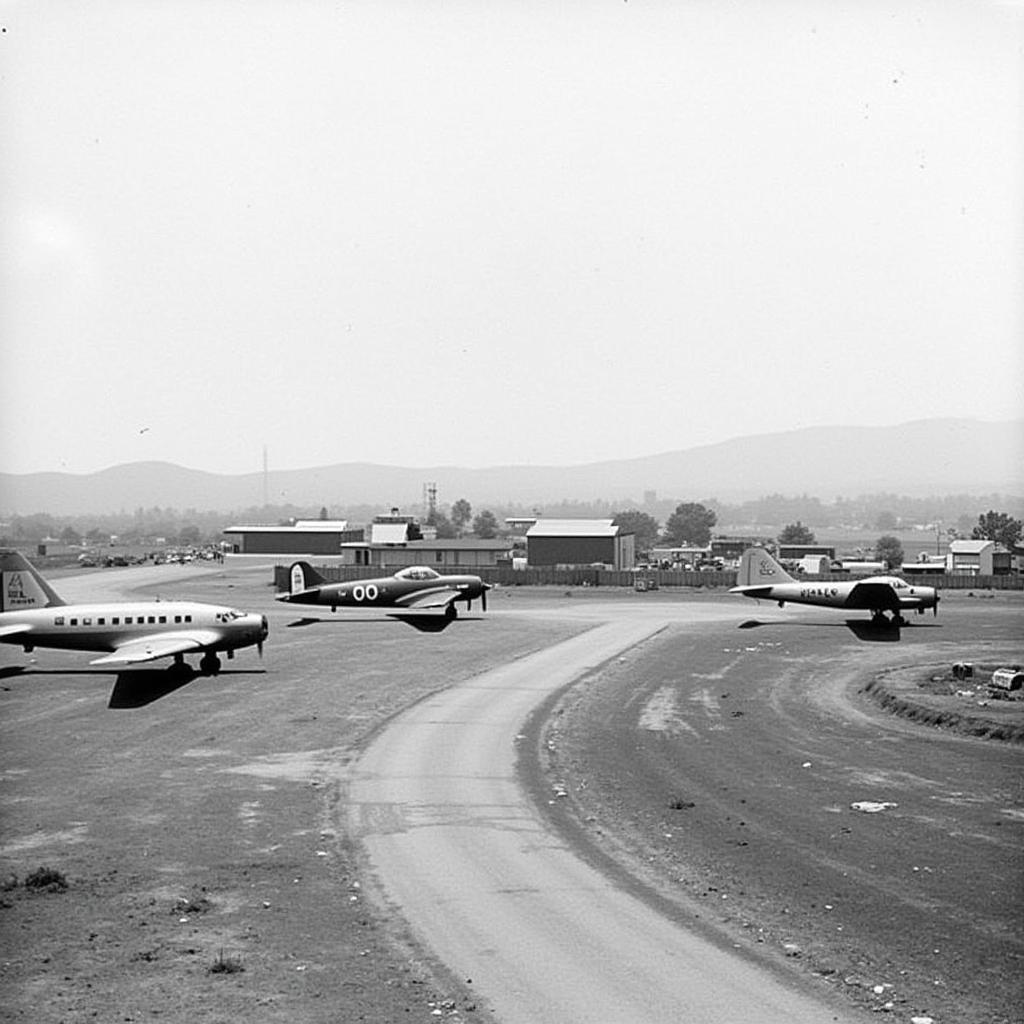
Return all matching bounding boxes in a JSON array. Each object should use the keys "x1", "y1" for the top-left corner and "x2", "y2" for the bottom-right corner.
[
  {"x1": 288, "y1": 561, "x2": 326, "y2": 595},
  {"x1": 0, "y1": 549, "x2": 66, "y2": 611},
  {"x1": 737, "y1": 547, "x2": 795, "y2": 587}
]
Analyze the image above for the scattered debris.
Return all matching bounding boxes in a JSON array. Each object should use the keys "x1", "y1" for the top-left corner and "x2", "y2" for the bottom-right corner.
[
  {"x1": 669, "y1": 798, "x2": 696, "y2": 810},
  {"x1": 173, "y1": 892, "x2": 213, "y2": 915}
]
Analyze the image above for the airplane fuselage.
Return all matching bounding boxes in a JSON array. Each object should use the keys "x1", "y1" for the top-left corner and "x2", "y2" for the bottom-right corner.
[
  {"x1": 736, "y1": 576, "x2": 938, "y2": 615},
  {"x1": 0, "y1": 601, "x2": 267, "y2": 656},
  {"x1": 283, "y1": 574, "x2": 488, "y2": 611}
]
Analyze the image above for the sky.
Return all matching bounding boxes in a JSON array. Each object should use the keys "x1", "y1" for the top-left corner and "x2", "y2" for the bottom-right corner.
[{"x1": 1, "y1": 0, "x2": 1022, "y2": 477}]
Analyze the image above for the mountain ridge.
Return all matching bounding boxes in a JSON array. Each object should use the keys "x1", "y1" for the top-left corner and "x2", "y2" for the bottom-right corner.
[{"x1": 2, "y1": 419, "x2": 1021, "y2": 515}]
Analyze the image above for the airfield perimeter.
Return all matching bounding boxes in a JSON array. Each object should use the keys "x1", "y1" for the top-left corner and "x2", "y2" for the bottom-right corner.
[{"x1": 0, "y1": 564, "x2": 1021, "y2": 1023}]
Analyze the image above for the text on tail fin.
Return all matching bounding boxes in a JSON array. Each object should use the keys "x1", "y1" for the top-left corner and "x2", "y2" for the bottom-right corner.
[
  {"x1": 740, "y1": 547, "x2": 794, "y2": 586},
  {"x1": 290, "y1": 563, "x2": 308, "y2": 595},
  {"x1": 0, "y1": 550, "x2": 65, "y2": 611}
]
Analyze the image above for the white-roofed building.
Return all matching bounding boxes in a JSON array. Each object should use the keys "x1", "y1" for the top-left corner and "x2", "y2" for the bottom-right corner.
[
  {"x1": 947, "y1": 539, "x2": 1000, "y2": 575},
  {"x1": 525, "y1": 519, "x2": 634, "y2": 570}
]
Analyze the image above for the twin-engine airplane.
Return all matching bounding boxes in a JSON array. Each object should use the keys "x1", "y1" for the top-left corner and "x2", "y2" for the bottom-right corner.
[
  {"x1": 277, "y1": 562, "x2": 490, "y2": 623},
  {"x1": 0, "y1": 549, "x2": 268, "y2": 674},
  {"x1": 730, "y1": 547, "x2": 939, "y2": 624}
]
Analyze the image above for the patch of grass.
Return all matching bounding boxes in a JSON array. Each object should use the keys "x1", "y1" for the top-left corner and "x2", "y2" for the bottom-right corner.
[{"x1": 24, "y1": 866, "x2": 68, "y2": 892}]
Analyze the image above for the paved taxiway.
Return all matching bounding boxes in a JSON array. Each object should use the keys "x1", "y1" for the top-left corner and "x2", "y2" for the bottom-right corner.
[{"x1": 348, "y1": 601, "x2": 865, "y2": 1023}]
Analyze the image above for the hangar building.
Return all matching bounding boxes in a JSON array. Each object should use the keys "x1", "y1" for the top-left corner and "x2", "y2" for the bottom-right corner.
[
  {"x1": 223, "y1": 520, "x2": 364, "y2": 556},
  {"x1": 526, "y1": 519, "x2": 634, "y2": 570}
]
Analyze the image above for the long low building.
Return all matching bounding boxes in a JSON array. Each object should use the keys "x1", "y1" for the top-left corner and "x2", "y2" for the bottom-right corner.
[
  {"x1": 339, "y1": 537, "x2": 511, "y2": 570},
  {"x1": 223, "y1": 520, "x2": 363, "y2": 556}
]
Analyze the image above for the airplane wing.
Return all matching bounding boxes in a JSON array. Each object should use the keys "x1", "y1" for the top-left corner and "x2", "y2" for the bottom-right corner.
[
  {"x1": 729, "y1": 586, "x2": 774, "y2": 599},
  {"x1": 395, "y1": 586, "x2": 463, "y2": 610},
  {"x1": 844, "y1": 581, "x2": 901, "y2": 613},
  {"x1": 0, "y1": 623, "x2": 33, "y2": 640},
  {"x1": 90, "y1": 630, "x2": 222, "y2": 666}
]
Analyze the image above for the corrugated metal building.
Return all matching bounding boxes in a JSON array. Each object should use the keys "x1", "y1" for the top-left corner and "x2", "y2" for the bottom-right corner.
[
  {"x1": 526, "y1": 519, "x2": 634, "y2": 570},
  {"x1": 223, "y1": 520, "x2": 364, "y2": 555}
]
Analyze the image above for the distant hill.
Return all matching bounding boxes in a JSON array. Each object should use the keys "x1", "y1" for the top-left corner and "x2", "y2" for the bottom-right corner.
[{"x1": 1, "y1": 418, "x2": 1021, "y2": 516}]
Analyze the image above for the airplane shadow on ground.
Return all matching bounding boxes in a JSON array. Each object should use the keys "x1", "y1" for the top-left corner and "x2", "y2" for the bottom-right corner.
[
  {"x1": 108, "y1": 666, "x2": 268, "y2": 708},
  {"x1": 285, "y1": 614, "x2": 485, "y2": 633},
  {"x1": 737, "y1": 618, "x2": 942, "y2": 643},
  {"x1": 0, "y1": 663, "x2": 266, "y2": 707}
]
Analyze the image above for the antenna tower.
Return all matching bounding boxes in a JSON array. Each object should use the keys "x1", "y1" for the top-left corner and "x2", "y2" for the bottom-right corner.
[
  {"x1": 423, "y1": 481, "x2": 437, "y2": 523},
  {"x1": 262, "y1": 445, "x2": 269, "y2": 508}
]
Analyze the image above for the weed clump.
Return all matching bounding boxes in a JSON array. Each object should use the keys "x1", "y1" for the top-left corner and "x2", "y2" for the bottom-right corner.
[
  {"x1": 208, "y1": 949, "x2": 244, "y2": 975},
  {"x1": 24, "y1": 866, "x2": 68, "y2": 892}
]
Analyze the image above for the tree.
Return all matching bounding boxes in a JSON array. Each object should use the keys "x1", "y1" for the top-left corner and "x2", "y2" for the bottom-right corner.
[
  {"x1": 874, "y1": 511, "x2": 897, "y2": 531},
  {"x1": 432, "y1": 512, "x2": 458, "y2": 539},
  {"x1": 59, "y1": 525, "x2": 82, "y2": 547},
  {"x1": 612, "y1": 510, "x2": 660, "y2": 554},
  {"x1": 663, "y1": 503, "x2": 716, "y2": 547},
  {"x1": 972, "y1": 510, "x2": 1023, "y2": 550},
  {"x1": 318, "y1": 506, "x2": 329, "y2": 520},
  {"x1": 875, "y1": 535, "x2": 905, "y2": 569},
  {"x1": 451, "y1": 499, "x2": 473, "y2": 535},
  {"x1": 472, "y1": 509, "x2": 499, "y2": 539},
  {"x1": 778, "y1": 521, "x2": 816, "y2": 545},
  {"x1": 178, "y1": 525, "x2": 201, "y2": 546}
]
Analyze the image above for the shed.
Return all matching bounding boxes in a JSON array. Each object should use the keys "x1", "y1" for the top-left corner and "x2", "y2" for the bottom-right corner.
[{"x1": 947, "y1": 540, "x2": 995, "y2": 575}]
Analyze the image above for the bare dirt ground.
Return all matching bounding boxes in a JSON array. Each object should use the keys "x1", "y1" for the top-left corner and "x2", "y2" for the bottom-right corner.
[
  {"x1": 535, "y1": 592, "x2": 1023, "y2": 1024},
  {"x1": 1, "y1": 574, "x2": 1021, "y2": 1023},
  {"x1": 0, "y1": 569, "x2": 588, "y2": 1023}
]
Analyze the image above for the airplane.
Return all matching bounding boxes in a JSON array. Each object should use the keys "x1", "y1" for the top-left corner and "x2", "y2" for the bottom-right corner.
[
  {"x1": 276, "y1": 562, "x2": 490, "y2": 623},
  {"x1": 730, "y1": 547, "x2": 939, "y2": 625},
  {"x1": 0, "y1": 549, "x2": 268, "y2": 674}
]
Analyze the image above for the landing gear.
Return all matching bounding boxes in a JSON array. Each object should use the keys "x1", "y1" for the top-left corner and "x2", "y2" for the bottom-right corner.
[
  {"x1": 445, "y1": 604, "x2": 458, "y2": 622},
  {"x1": 168, "y1": 654, "x2": 192, "y2": 680},
  {"x1": 199, "y1": 652, "x2": 222, "y2": 675}
]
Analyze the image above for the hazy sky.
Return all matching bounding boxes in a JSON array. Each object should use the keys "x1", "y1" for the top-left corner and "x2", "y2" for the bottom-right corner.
[{"x1": 2, "y1": 0, "x2": 1021, "y2": 476}]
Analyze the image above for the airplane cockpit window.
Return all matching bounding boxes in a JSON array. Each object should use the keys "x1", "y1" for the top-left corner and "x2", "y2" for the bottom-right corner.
[{"x1": 396, "y1": 566, "x2": 440, "y2": 581}]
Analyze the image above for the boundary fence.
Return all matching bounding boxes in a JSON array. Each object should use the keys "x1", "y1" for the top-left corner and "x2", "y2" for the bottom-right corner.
[{"x1": 273, "y1": 564, "x2": 1023, "y2": 592}]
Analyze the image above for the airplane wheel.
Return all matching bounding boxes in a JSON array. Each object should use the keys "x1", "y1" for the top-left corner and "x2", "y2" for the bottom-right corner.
[
  {"x1": 200, "y1": 653, "x2": 221, "y2": 675},
  {"x1": 445, "y1": 604, "x2": 458, "y2": 622}
]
